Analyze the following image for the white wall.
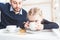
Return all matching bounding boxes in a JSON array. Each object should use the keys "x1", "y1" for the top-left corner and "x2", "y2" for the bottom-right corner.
[
  {"x1": 0, "y1": 0, "x2": 6, "y2": 3},
  {"x1": 54, "y1": 0, "x2": 60, "y2": 27},
  {"x1": 0, "y1": 0, "x2": 9, "y2": 3}
]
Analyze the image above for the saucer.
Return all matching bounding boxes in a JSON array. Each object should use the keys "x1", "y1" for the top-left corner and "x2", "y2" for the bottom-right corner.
[{"x1": 0, "y1": 29, "x2": 7, "y2": 33}]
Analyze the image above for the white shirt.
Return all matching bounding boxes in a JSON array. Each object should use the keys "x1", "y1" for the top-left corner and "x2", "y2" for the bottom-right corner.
[{"x1": 10, "y1": 6, "x2": 22, "y2": 15}]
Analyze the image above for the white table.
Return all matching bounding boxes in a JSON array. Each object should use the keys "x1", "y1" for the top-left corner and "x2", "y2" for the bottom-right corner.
[{"x1": 0, "y1": 29, "x2": 60, "y2": 40}]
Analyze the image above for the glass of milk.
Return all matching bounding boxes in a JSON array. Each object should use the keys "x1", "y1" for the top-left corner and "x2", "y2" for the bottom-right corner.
[{"x1": 29, "y1": 22, "x2": 37, "y2": 30}]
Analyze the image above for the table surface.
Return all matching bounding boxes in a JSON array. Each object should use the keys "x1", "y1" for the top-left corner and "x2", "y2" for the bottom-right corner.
[{"x1": 0, "y1": 29, "x2": 60, "y2": 40}]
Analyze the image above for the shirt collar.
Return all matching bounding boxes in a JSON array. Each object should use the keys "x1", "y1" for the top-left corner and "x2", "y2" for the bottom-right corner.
[{"x1": 10, "y1": 6, "x2": 22, "y2": 15}]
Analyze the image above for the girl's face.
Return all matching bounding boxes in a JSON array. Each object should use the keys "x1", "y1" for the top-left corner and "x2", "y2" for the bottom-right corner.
[{"x1": 29, "y1": 14, "x2": 42, "y2": 23}]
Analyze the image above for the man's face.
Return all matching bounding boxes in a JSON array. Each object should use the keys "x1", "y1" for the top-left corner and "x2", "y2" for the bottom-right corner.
[{"x1": 10, "y1": 0, "x2": 22, "y2": 12}]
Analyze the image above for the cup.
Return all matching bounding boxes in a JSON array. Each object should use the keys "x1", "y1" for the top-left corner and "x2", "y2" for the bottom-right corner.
[
  {"x1": 6, "y1": 25, "x2": 17, "y2": 33},
  {"x1": 29, "y1": 22, "x2": 37, "y2": 30}
]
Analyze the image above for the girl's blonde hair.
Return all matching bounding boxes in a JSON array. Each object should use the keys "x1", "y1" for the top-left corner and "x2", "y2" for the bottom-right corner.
[
  {"x1": 27, "y1": 7, "x2": 43, "y2": 19},
  {"x1": 28, "y1": 7, "x2": 42, "y2": 16}
]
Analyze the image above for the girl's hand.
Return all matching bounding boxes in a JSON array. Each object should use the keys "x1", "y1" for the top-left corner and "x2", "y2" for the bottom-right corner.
[{"x1": 24, "y1": 21, "x2": 30, "y2": 29}]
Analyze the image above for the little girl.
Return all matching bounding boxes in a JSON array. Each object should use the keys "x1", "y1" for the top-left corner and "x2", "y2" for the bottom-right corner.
[
  {"x1": 27, "y1": 7, "x2": 44, "y2": 30},
  {"x1": 25, "y1": 7, "x2": 59, "y2": 31}
]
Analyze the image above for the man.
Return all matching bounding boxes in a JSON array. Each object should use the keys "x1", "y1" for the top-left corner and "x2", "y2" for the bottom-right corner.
[{"x1": 0, "y1": 0, "x2": 27, "y2": 29}]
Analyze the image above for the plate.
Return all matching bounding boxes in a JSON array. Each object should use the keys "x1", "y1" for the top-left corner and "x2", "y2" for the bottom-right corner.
[
  {"x1": 52, "y1": 29, "x2": 60, "y2": 37},
  {"x1": 0, "y1": 29, "x2": 6, "y2": 33}
]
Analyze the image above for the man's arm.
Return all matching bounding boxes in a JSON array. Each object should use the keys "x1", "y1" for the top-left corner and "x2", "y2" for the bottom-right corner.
[
  {"x1": 41, "y1": 19, "x2": 59, "y2": 29},
  {"x1": 41, "y1": 19, "x2": 51, "y2": 24},
  {"x1": 0, "y1": 3, "x2": 5, "y2": 10}
]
